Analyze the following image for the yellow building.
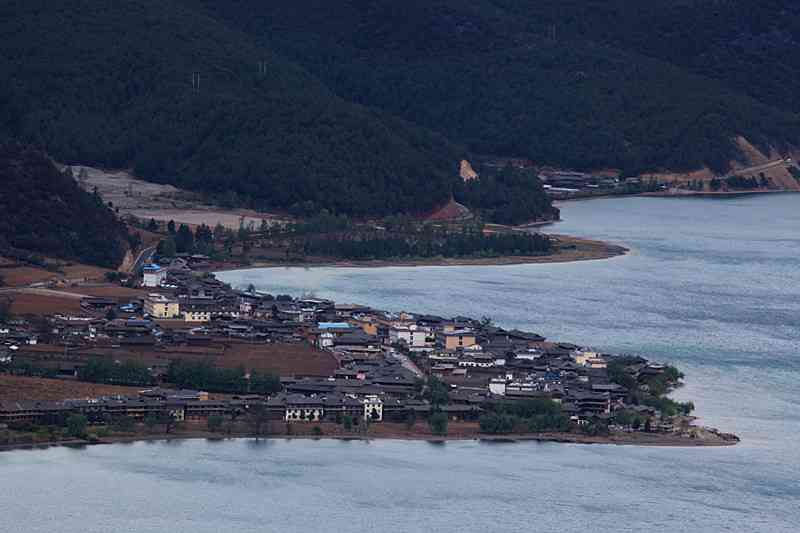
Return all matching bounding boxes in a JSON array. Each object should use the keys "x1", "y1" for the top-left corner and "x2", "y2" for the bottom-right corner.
[
  {"x1": 573, "y1": 350, "x2": 607, "y2": 369},
  {"x1": 443, "y1": 330, "x2": 476, "y2": 351},
  {"x1": 144, "y1": 293, "x2": 180, "y2": 319},
  {"x1": 353, "y1": 316, "x2": 379, "y2": 336}
]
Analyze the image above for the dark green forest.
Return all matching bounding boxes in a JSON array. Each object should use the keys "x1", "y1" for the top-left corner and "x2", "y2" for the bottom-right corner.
[
  {"x1": 188, "y1": 0, "x2": 800, "y2": 174},
  {"x1": 0, "y1": 0, "x2": 463, "y2": 218},
  {"x1": 0, "y1": 144, "x2": 130, "y2": 267},
  {"x1": 2, "y1": 0, "x2": 799, "y2": 223},
  {"x1": 303, "y1": 230, "x2": 552, "y2": 261}
]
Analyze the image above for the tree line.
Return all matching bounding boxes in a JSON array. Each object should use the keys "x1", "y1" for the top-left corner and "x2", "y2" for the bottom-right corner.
[
  {"x1": 167, "y1": 359, "x2": 281, "y2": 395},
  {"x1": 479, "y1": 398, "x2": 570, "y2": 434},
  {"x1": 303, "y1": 230, "x2": 552, "y2": 261}
]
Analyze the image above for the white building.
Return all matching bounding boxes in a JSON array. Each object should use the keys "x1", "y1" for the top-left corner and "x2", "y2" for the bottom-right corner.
[
  {"x1": 363, "y1": 395, "x2": 383, "y2": 422},
  {"x1": 388, "y1": 324, "x2": 432, "y2": 350},
  {"x1": 317, "y1": 331, "x2": 335, "y2": 349},
  {"x1": 144, "y1": 293, "x2": 180, "y2": 319},
  {"x1": 142, "y1": 264, "x2": 166, "y2": 287},
  {"x1": 489, "y1": 378, "x2": 507, "y2": 396}
]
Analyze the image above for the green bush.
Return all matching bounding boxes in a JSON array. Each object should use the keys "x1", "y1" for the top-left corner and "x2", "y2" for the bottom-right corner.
[
  {"x1": 428, "y1": 412, "x2": 448, "y2": 436},
  {"x1": 207, "y1": 415, "x2": 225, "y2": 433},
  {"x1": 65, "y1": 414, "x2": 88, "y2": 439}
]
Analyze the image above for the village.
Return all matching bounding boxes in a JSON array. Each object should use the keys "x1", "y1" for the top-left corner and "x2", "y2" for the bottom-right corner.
[{"x1": 0, "y1": 255, "x2": 738, "y2": 447}]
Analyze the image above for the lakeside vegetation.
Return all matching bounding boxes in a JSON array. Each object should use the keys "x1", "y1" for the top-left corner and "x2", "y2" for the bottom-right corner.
[
  {"x1": 607, "y1": 357, "x2": 695, "y2": 418},
  {"x1": 147, "y1": 208, "x2": 555, "y2": 265},
  {"x1": 479, "y1": 399, "x2": 570, "y2": 435},
  {"x1": 302, "y1": 230, "x2": 552, "y2": 261}
]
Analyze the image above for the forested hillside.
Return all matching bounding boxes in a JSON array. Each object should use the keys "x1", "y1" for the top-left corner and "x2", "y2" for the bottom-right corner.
[
  {"x1": 0, "y1": 0, "x2": 463, "y2": 218},
  {"x1": 0, "y1": 144, "x2": 130, "y2": 268},
  {"x1": 189, "y1": 0, "x2": 800, "y2": 175},
  {"x1": 3, "y1": 0, "x2": 799, "y2": 224},
  {"x1": 492, "y1": 1, "x2": 800, "y2": 115}
]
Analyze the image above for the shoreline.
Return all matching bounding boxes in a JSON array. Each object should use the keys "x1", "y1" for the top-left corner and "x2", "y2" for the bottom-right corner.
[
  {"x1": 0, "y1": 427, "x2": 738, "y2": 453},
  {"x1": 210, "y1": 236, "x2": 629, "y2": 273},
  {"x1": 556, "y1": 188, "x2": 799, "y2": 203},
  {"x1": 552, "y1": 189, "x2": 800, "y2": 204},
  {"x1": 640, "y1": 188, "x2": 798, "y2": 198}
]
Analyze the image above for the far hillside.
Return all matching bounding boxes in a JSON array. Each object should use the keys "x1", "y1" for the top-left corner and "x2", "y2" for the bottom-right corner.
[
  {"x1": 0, "y1": 144, "x2": 132, "y2": 268},
  {"x1": 190, "y1": 0, "x2": 800, "y2": 175},
  {"x1": 0, "y1": 0, "x2": 463, "y2": 219}
]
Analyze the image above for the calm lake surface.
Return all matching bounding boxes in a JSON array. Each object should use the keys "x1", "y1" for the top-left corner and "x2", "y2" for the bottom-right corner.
[{"x1": 3, "y1": 195, "x2": 799, "y2": 532}]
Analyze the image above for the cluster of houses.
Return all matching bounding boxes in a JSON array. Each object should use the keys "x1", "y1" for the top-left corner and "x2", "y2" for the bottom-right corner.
[
  {"x1": 0, "y1": 261, "x2": 676, "y2": 432},
  {"x1": 537, "y1": 170, "x2": 642, "y2": 198},
  {"x1": 0, "y1": 388, "x2": 389, "y2": 428}
]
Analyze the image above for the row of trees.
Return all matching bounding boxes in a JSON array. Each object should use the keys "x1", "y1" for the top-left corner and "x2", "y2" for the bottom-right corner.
[
  {"x1": 454, "y1": 165, "x2": 558, "y2": 225},
  {"x1": 78, "y1": 358, "x2": 155, "y2": 386},
  {"x1": 479, "y1": 399, "x2": 570, "y2": 434},
  {"x1": 303, "y1": 230, "x2": 552, "y2": 260},
  {"x1": 167, "y1": 360, "x2": 281, "y2": 395},
  {"x1": 155, "y1": 219, "x2": 256, "y2": 259}
]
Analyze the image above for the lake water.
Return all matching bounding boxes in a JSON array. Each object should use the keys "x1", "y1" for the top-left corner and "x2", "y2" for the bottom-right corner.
[{"x1": 3, "y1": 195, "x2": 799, "y2": 532}]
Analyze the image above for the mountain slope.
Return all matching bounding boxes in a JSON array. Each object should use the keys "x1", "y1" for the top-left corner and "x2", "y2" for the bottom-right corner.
[
  {"x1": 0, "y1": 144, "x2": 130, "y2": 268},
  {"x1": 187, "y1": 0, "x2": 800, "y2": 174},
  {"x1": 490, "y1": 0, "x2": 800, "y2": 115},
  {"x1": 0, "y1": 0, "x2": 463, "y2": 217}
]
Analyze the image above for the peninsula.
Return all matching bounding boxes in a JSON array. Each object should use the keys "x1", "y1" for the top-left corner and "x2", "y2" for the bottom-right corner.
[{"x1": 0, "y1": 260, "x2": 737, "y2": 450}]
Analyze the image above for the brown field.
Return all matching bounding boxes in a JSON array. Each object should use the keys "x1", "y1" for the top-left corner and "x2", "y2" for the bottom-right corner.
[
  {"x1": 0, "y1": 266, "x2": 61, "y2": 287},
  {"x1": 62, "y1": 285, "x2": 148, "y2": 299},
  {"x1": 0, "y1": 258, "x2": 111, "y2": 288},
  {"x1": 221, "y1": 341, "x2": 337, "y2": 376},
  {"x1": 16, "y1": 339, "x2": 338, "y2": 379},
  {"x1": 0, "y1": 375, "x2": 142, "y2": 401},
  {"x1": 8, "y1": 292, "x2": 83, "y2": 315}
]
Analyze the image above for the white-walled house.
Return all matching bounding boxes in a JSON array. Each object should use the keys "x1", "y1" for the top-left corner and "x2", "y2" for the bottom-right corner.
[
  {"x1": 142, "y1": 264, "x2": 166, "y2": 287},
  {"x1": 388, "y1": 324, "x2": 432, "y2": 350},
  {"x1": 363, "y1": 395, "x2": 383, "y2": 421}
]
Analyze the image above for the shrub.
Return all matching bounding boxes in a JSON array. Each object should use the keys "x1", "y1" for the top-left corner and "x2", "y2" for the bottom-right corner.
[
  {"x1": 428, "y1": 412, "x2": 448, "y2": 436},
  {"x1": 65, "y1": 414, "x2": 88, "y2": 439}
]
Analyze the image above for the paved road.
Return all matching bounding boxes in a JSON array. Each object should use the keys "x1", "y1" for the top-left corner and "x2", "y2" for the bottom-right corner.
[
  {"x1": 730, "y1": 158, "x2": 789, "y2": 176},
  {"x1": 0, "y1": 287, "x2": 88, "y2": 299},
  {"x1": 387, "y1": 348, "x2": 424, "y2": 378},
  {"x1": 129, "y1": 246, "x2": 156, "y2": 275}
]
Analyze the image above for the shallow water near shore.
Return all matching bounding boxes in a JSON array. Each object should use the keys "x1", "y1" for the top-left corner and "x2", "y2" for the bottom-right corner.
[{"x1": 3, "y1": 195, "x2": 800, "y2": 532}]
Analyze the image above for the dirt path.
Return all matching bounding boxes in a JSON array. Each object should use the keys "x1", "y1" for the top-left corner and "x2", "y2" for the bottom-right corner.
[{"x1": 0, "y1": 287, "x2": 89, "y2": 299}]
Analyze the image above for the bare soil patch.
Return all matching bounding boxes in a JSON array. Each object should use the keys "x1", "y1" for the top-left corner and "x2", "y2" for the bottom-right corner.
[
  {"x1": 8, "y1": 292, "x2": 83, "y2": 315},
  {"x1": 221, "y1": 341, "x2": 337, "y2": 377},
  {"x1": 0, "y1": 375, "x2": 142, "y2": 401}
]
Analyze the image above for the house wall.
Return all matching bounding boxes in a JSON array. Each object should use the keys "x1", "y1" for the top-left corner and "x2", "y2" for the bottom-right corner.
[
  {"x1": 445, "y1": 334, "x2": 476, "y2": 351},
  {"x1": 285, "y1": 407, "x2": 323, "y2": 422}
]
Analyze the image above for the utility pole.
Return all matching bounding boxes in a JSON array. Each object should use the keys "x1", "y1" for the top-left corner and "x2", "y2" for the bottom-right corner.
[{"x1": 191, "y1": 72, "x2": 200, "y2": 94}]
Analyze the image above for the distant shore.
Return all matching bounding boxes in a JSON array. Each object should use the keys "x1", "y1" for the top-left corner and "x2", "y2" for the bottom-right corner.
[
  {"x1": 211, "y1": 235, "x2": 628, "y2": 273},
  {"x1": 640, "y1": 188, "x2": 798, "y2": 198},
  {"x1": 549, "y1": 187, "x2": 799, "y2": 204}
]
